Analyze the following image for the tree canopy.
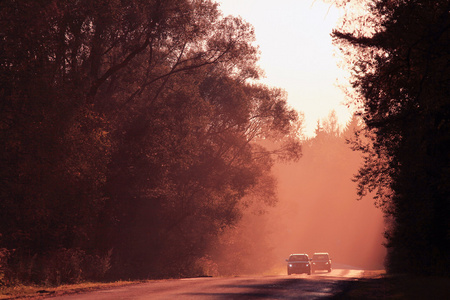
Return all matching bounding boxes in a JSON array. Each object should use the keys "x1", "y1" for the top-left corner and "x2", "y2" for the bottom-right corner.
[
  {"x1": 332, "y1": 0, "x2": 450, "y2": 276},
  {"x1": 0, "y1": 0, "x2": 301, "y2": 283}
]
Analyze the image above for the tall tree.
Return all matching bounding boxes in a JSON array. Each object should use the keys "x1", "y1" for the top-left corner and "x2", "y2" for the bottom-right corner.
[
  {"x1": 332, "y1": 0, "x2": 450, "y2": 275},
  {"x1": 0, "y1": 0, "x2": 112, "y2": 283},
  {"x1": 0, "y1": 0, "x2": 302, "y2": 282}
]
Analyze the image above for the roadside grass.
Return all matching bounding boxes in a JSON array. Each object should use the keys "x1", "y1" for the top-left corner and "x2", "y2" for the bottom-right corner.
[
  {"x1": 332, "y1": 271, "x2": 450, "y2": 299},
  {"x1": 0, "y1": 281, "x2": 142, "y2": 299}
]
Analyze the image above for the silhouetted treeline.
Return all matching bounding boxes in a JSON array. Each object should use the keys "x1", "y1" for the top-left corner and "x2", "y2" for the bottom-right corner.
[
  {"x1": 0, "y1": 0, "x2": 301, "y2": 284},
  {"x1": 333, "y1": 0, "x2": 449, "y2": 276}
]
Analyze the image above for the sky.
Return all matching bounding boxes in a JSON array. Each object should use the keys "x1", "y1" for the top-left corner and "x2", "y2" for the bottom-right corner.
[{"x1": 217, "y1": 0, "x2": 352, "y2": 137}]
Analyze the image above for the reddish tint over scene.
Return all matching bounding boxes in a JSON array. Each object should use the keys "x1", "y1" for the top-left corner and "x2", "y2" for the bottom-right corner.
[
  {"x1": 269, "y1": 155, "x2": 386, "y2": 271},
  {"x1": 210, "y1": 121, "x2": 386, "y2": 275}
]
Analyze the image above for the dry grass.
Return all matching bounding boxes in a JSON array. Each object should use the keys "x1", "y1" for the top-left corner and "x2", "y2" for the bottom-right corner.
[{"x1": 0, "y1": 281, "x2": 141, "y2": 299}]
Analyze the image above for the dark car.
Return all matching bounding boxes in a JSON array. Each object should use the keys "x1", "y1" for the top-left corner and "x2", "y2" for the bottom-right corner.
[
  {"x1": 286, "y1": 254, "x2": 312, "y2": 275},
  {"x1": 311, "y1": 252, "x2": 332, "y2": 273}
]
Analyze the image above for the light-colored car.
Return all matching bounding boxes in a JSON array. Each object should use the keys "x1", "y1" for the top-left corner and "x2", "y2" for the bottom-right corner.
[
  {"x1": 311, "y1": 252, "x2": 332, "y2": 273},
  {"x1": 286, "y1": 254, "x2": 312, "y2": 275}
]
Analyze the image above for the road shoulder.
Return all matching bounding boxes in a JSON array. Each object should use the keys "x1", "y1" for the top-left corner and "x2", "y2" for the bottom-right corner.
[{"x1": 329, "y1": 271, "x2": 450, "y2": 299}]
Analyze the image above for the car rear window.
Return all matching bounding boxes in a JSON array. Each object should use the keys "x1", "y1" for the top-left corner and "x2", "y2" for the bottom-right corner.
[{"x1": 313, "y1": 255, "x2": 328, "y2": 260}]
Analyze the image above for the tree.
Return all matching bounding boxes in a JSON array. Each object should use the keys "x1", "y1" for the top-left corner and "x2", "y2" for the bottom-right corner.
[
  {"x1": 0, "y1": 0, "x2": 113, "y2": 283},
  {"x1": 0, "y1": 0, "x2": 302, "y2": 282},
  {"x1": 322, "y1": 110, "x2": 341, "y2": 136},
  {"x1": 332, "y1": 0, "x2": 450, "y2": 275},
  {"x1": 101, "y1": 69, "x2": 301, "y2": 278}
]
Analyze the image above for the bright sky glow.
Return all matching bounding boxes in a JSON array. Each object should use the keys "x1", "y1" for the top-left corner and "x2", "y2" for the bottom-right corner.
[{"x1": 218, "y1": 0, "x2": 352, "y2": 137}]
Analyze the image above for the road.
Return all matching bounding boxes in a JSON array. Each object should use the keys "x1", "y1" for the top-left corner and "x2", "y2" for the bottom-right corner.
[{"x1": 46, "y1": 269, "x2": 366, "y2": 300}]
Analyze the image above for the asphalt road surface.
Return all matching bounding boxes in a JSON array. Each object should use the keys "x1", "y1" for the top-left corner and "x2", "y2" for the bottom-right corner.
[{"x1": 46, "y1": 269, "x2": 365, "y2": 300}]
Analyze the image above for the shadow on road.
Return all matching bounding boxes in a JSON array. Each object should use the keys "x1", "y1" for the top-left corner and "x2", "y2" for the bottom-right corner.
[
  {"x1": 329, "y1": 275, "x2": 450, "y2": 299},
  {"x1": 184, "y1": 277, "x2": 342, "y2": 299}
]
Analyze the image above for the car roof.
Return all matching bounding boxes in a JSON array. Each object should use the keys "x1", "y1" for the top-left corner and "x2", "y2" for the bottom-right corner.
[
  {"x1": 313, "y1": 252, "x2": 329, "y2": 255},
  {"x1": 290, "y1": 253, "x2": 308, "y2": 256}
]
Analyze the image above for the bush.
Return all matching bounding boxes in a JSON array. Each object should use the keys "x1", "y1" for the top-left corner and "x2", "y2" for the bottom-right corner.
[
  {"x1": 1, "y1": 248, "x2": 112, "y2": 286},
  {"x1": 82, "y1": 249, "x2": 112, "y2": 281},
  {"x1": 0, "y1": 248, "x2": 12, "y2": 286}
]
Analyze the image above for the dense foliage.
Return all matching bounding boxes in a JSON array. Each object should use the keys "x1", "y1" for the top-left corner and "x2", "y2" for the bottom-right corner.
[
  {"x1": 332, "y1": 0, "x2": 450, "y2": 275},
  {"x1": 0, "y1": 0, "x2": 301, "y2": 284}
]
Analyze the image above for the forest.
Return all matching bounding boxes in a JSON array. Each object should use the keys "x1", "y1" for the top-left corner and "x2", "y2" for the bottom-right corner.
[
  {"x1": 0, "y1": 0, "x2": 301, "y2": 284},
  {"x1": 1, "y1": 0, "x2": 449, "y2": 286},
  {"x1": 332, "y1": 0, "x2": 449, "y2": 276}
]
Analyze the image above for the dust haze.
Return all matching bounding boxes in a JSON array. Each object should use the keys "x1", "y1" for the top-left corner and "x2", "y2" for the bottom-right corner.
[{"x1": 209, "y1": 118, "x2": 386, "y2": 275}]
